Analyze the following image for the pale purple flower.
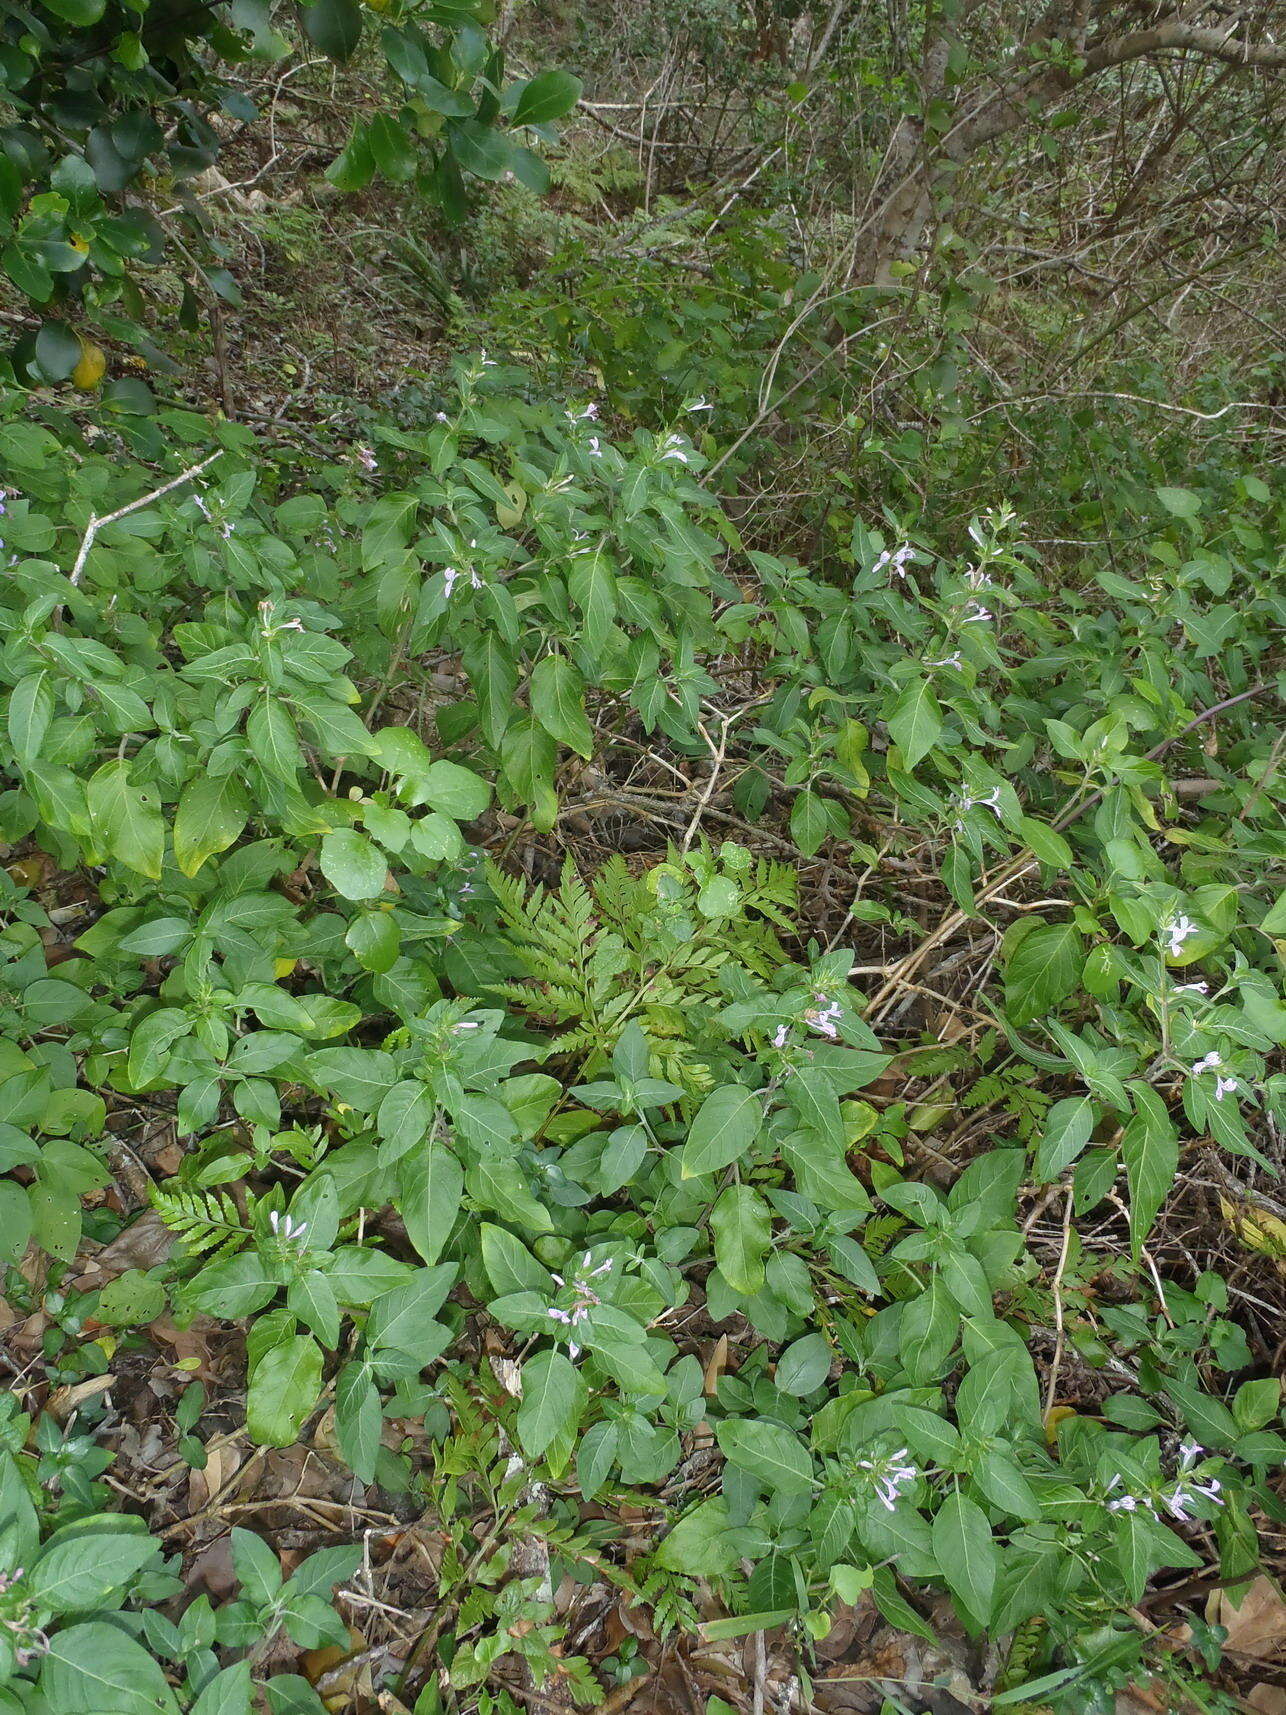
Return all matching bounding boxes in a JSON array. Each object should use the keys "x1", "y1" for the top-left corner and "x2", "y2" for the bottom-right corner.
[
  {"x1": 566, "y1": 402, "x2": 599, "y2": 421},
  {"x1": 960, "y1": 600, "x2": 993, "y2": 624},
  {"x1": 965, "y1": 565, "x2": 994, "y2": 590},
  {"x1": 855, "y1": 1448, "x2": 918, "y2": 1511},
  {"x1": 930, "y1": 651, "x2": 963, "y2": 670},
  {"x1": 804, "y1": 997, "x2": 842, "y2": 1040},
  {"x1": 772, "y1": 1023, "x2": 791, "y2": 1048},
  {"x1": 356, "y1": 445, "x2": 378, "y2": 472},
  {"x1": 872, "y1": 545, "x2": 914, "y2": 578},
  {"x1": 546, "y1": 1253, "x2": 612, "y2": 1358},
  {"x1": 587, "y1": 437, "x2": 603, "y2": 458},
  {"x1": 442, "y1": 566, "x2": 461, "y2": 598}
]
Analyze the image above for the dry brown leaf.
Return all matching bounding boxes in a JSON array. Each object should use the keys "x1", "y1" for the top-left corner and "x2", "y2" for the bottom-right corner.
[
  {"x1": 47, "y1": 1374, "x2": 116, "y2": 1421},
  {"x1": 90, "y1": 1210, "x2": 175, "y2": 1276},
  {"x1": 703, "y1": 1334, "x2": 730, "y2": 1397},
  {"x1": 1206, "y1": 1577, "x2": 1286, "y2": 1659},
  {"x1": 1249, "y1": 1687, "x2": 1286, "y2": 1715}
]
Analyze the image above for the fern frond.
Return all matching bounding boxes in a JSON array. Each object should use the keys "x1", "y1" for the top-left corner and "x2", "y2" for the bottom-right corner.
[{"x1": 149, "y1": 1184, "x2": 252, "y2": 1263}]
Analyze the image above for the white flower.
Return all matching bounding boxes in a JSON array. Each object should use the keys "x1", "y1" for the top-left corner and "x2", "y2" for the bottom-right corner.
[
  {"x1": 686, "y1": 395, "x2": 713, "y2": 412},
  {"x1": 1163, "y1": 915, "x2": 1198, "y2": 956},
  {"x1": 452, "y1": 1020, "x2": 480, "y2": 1032},
  {"x1": 951, "y1": 785, "x2": 1003, "y2": 833},
  {"x1": 435, "y1": 411, "x2": 449, "y2": 423},
  {"x1": 1190, "y1": 1051, "x2": 1238, "y2": 1098},
  {"x1": 356, "y1": 445, "x2": 378, "y2": 472},
  {"x1": 930, "y1": 651, "x2": 963, "y2": 670},
  {"x1": 1174, "y1": 981, "x2": 1208, "y2": 996},
  {"x1": 965, "y1": 565, "x2": 995, "y2": 590},
  {"x1": 442, "y1": 566, "x2": 460, "y2": 598},
  {"x1": 479, "y1": 350, "x2": 497, "y2": 368},
  {"x1": 659, "y1": 433, "x2": 691, "y2": 464},
  {"x1": 1214, "y1": 1074, "x2": 1239, "y2": 1102},
  {"x1": 587, "y1": 436, "x2": 603, "y2": 458},
  {"x1": 960, "y1": 600, "x2": 993, "y2": 624},
  {"x1": 268, "y1": 1211, "x2": 308, "y2": 1244},
  {"x1": 566, "y1": 401, "x2": 599, "y2": 421}
]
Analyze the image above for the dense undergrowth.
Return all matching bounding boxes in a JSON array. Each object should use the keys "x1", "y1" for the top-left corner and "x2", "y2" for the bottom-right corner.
[
  {"x1": 3, "y1": 2, "x2": 1286, "y2": 1712},
  {"x1": 0, "y1": 346, "x2": 1283, "y2": 1713}
]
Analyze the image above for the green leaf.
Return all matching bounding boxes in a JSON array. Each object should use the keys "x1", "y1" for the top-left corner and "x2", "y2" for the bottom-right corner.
[
  {"x1": 41, "y1": 1622, "x2": 179, "y2": 1715},
  {"x1": 190, "y1": 1660, "x2": 253, "y2": 1715},
  {"x1": 320, "y1": 829, "x2": 387, "y2": 900},
  {"x1": 517, "y1": 1348, "x2": 584, "y2": 1458},
  {"x1": 775, "y1": 1332, "x2": 830, "y2": 1396},
  {"x1": 34, "y1": 320, "x2": 82, "y2": 381},
  {"x1": 173, "y1": 774, "x2": 250, "y2": 876},
  {"x1": 711, "y1": 1183, "x2": 771, "y2": 1295},
  {"x1": 887, "y1": 678, "x2": 942, "y2": 770},
  {"x1": 1121, "y1": 1082, "x2": 1177, "y2": 1255},
  {"x1": 302, "y1": 0, "x2": 364, "y2": 60},
  {"x1": 509, "y1": 69, "x2": 583, "y2": 126},
  {"x1": 231, "y1": 1526, "x2": 283, "y2": 1605},
  {"x1": 246, "y1": 1335, "x2": 324, "y2": 1447},
  {"x1": 1033, "y1": 1096, "x2": 1096, "y2": 1181},
  {"x1": 1003, "y1": 921, "x2": 1082, "y2": 1025},
  {"x1": 37, "y1": 0, "x2": 106, "y2": 22},
  {"x1": 366, "y1": 1265, "x2": 455, "y2": 1356},
  {"x1": 931, "y1": 1491, "x2": 996, "y2": 1626},
  {"x1": 396, "y1": 1143, "x2": 463, "y2": 1264},
  {"x1": 530, "y1": 654, "x2": 594, "y2": 759},
  {"x1": 334, "y1": 1362, "x2": 381, "y2": 1483},
  {"x1": 680, "y1": 1083, "x2": 761, "y2": 1178},
  {"x1": 8, "y1": 670, "x2": 54, "y2": 766},
  {"x1": 247, "y1": 694, "x2": 303, "y2": 781},
  {"x1": 421, "y1": 759, "x2": 491, "y2": 819},
  {"x1": 368, "y1": 112, "x2": 416, "y2": 183},
  {"x1": 448, "y1": 118, "x2": 514, "y2": 181},
  {"x1": 716, "y1": 1419, "x2": 815, "y2": 1498},
  {"x1": 1156, "y1": 485, "x2": 1201, "y2": 519},
  {"x1": 377, "y1": 1079, "x2": 435, "y2": 1163},
  {"x1": 28, "y1": 1531, "x2": 159, "y2": 1610}
]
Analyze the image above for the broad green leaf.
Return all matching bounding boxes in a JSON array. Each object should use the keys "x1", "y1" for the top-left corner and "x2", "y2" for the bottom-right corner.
[
  {"x1": 302, "y1": 0, "x2": 363, "y2": 60},
  {"x1": 1003, "y1": 921, "x2": 1082, "y2": 1025},
  {"x1": 247, "y1": 694, "x2": 303, "y2": 780},
  {"x1": 509, "y1": 69, "x2": 583, "y2": 126},
  {"x1": 716, "y1": 1418, "x2": 815, "y2": 1498},
  {"x1": 711, "y1": 1183, "x2": 771, "y2": 1295},
  {"x1": 1121, "y1": 1082, "x2": 1177, "y2": 1254},
  {"x1": 8, "y1": 670, "x2": 53, "y2": 765},
  {"x1": 246, "y1": 1335, "x2": 324, "y2": 1446},
  {"x1": 41, "y1": 1621, "x2": 179, "y2": 1715},
  {"x1": 887, "y1": 678, "x2": 942, "y2": 770},
  {"x1": 530, "y1": 653, "x2": 594, "y2": 759},
  {"x1": 931, "y1": 1492, "x2": 996, "y2": 1626},
  {"x1": 680, "y1": 1083, "x2": 761, "y2": 1178},
  {"x1": 319, "y1": 828, "x2": 387, "y2": 900},
  {"x1": 1033, "y1": 1096, "x2": 1096, "y2": 1181},
  {"x1": 516, "y1": 1348, "x2": 584, "y2": 1458},
  {"x1": 396, "y1": 1143, "x2": 463, "y2": 1264},
  {"x1": 29, "y1": 1531, "x2": 159, "y2": 1610},
  {"x1": 173, "y1": 774, "x2": 250, "y2": 876}
]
